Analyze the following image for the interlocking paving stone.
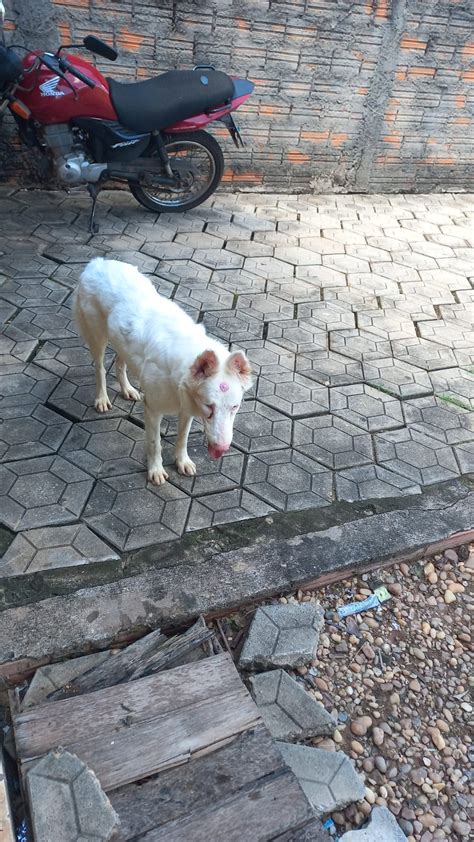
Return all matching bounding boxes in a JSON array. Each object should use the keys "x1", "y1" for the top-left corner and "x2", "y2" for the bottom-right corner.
[
  {"x1": 202, "y1": 309, "x2": 263, "y2": 343},
  {"x1": 323, "y1": 287, "x2": 378, "y2": 312},
  {"x1": 10, "y1": 304, "x2": 78, "y2": 341},
  {"x1": 236, "y1": 292, "x2": 294, "y2": 321},
  {"x1": 156, "y1": 259, "x2": 212, "y2": 286},
  {"x1": 22, "y1": 651, "x2": 112, "y2": 708},
  {"x1": 391, "y1": 337, "x2": 458, "y2": 371},
  {"x1": 430, "y1": 367, "x2": 474, "y2": 411},
  {"x1": 335, "y1": 464, "x2": 421, "y2": 502},
  {"x1": 418, "y1": 320, "x2": 474, "y2": 366},
  {"x1": 362, "y1": 357, "x2": 433, "y2": 399},
  {"x1": 454, "y1": 440, "x2": 474, "y2": 473},
  {"x1": 267, "y1": 319, "x2": 328, "y2": 354},
  {"x1": 330, "y1": 384, "x2": 404, "y2": 432},
  {"x1": 186, "y1": 487, "x2": 273, "y2": 530},
  {"x1": 243, "y1": 255, "x2": 295, "y2": 280},
  {"x1": 173, "y1": 283, "x2": 234, "y2": 312},
  {"x1": 329, "y1": 329, "x2": 391, "y2": 362},
  {"x1": 296, "y1": 350, "x2": 363, "y2": 386},
  {"x1": 192, "y1": 247, "x2": 245, "y2": 270},
  {"x1": 374, "y1": 428, "x2": 460, "y2": 486},
  {"x1": 0, "y1": 364, "x2": 59, "y2": 417},
  {"x1": 0, "y1": 276, "x2": 70, "y2": 309},
  {"x1": 295, "y1": 264, "x2": 347, "y2": 287},
  {"x1": 60, "y1": 418, "x2": 146, "y2": 478},
  {"x1": 1, "y1": 456, "x2": 93, "y2": 531},
  {"x1": 274, "y1": 246, "x2": 323, "y2": 266},
  {"x1": 160, "y1": 442, "x2": 245, "y2": 496},
  {"x1": 297, "y1": 301, "x2": 355, "y2": 330},
  {"x1": 239, "y1": 603, "x2": 324, "y2": 669},
  {"x1": 249, "y1": 670, "x2": 335, "y2": 740},
  {"x1": 83, "y1": 472, "x2": 190, "y2": 551},
  {"x1": 339, "y1": 806, "x2": 407, "y2": 841},
  {"x1": 345, "y1": 273, "x2": 399, "y2": 296},
  {"x1": 230, "y1": 400, "x2": 292, "y2": 453},
  {"x1": 27, "y1": 749, "x2": 119, "y2": 842},
  {"x1": 379, "y1": 293, "x2": 437, "y2": 322},
  {"x1": 404, "y1": 396, "x2": 474, "y2": 445},
  {"x1": 419, "y1": 268, "x2": 471, "y2": 290},
  {"x1": 0, "y1": 403, "x2": 71, "y2": 462},
  {"x1": 437, "y1": 302, "x2": 474, "y2": 325},
  {"x1": 243, "y1": 448, "x2": 333, "y2": 511},
  {"x1": 293, "y1": 416, "x2": 373, "y2": 470},
  {"x1": 277, "y1": 743, "x2": 365, "y2": 817},
  {"x1": 0, "y1": 524, "x2": 118, "y2": 577},
  {"x1": 266, "y1": 278, "x2": 322, "y2": 304},
  {"x1": 0, "y1": 253, "x2": 58, "y2": 279},
  {"x1": 357, "y1": 309, "x2": 417, "y2": 341},
  {"x1": 236, "y1": 340, "x2": 295, "y2": 378},
  {"x1": 256, "y1": 371, "x2": 329, "y2": 418},
  {"x1": 0, "y1": 325, "x2": 38, "y2": 366}
]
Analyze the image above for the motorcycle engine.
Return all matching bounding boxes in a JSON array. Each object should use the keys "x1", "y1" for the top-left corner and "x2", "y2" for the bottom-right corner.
[{"x1": 41, "y1": 124, "x2": 107, "y2": 185}]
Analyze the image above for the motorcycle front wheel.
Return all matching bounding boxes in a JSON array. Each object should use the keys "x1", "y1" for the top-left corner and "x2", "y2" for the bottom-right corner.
[{"x1": 128, "y1": 130, "x2": 224, "y2": 213}]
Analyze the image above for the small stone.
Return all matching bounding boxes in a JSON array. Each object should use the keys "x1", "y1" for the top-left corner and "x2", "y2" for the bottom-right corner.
[
  {"x1": 372, "y1": 726, "x2": 384, "y2": 746},
  {"x1": 365, "y1": 786, "x2": 376, "y2": 804},
  {"x1": 411, "y1": 647, "x2": 425, "y2": 661},
  {"x1": 424, "y1": 562, "x2": 435, "y2": 576},
  {"x1": 362, "y1": 643, "x2": 376, "y2": 660},
  {"x1": 375, "y1": 755, "x2": 387, "y2": 773},
  {"x1": 351, "y1": 740, "x2": 365, "y2": 755},
  {"x1": 444, "y1": 590, "x2": 456, "y2": 604},
  {"x1": 429, "y1": 729, "x2": 446, "y2": 751},
  {"x1": 409, "y1": 679, "x2": 421, "y2": 692},
  {"x1": 443, "y1": 549, "x2": 458, "y2": 563},
  {"x1": 388, "y1": 583, "x2": 402, "y2": 597},
  {"x1": 448, "y1": 582, "x2": 464, "y2": 594},
  {"x1": 452, "y1": 820, "x2": 471, "y2": 836},
  {"x1": 351, "y1": 715, "x2": 373, "y2": 737}
]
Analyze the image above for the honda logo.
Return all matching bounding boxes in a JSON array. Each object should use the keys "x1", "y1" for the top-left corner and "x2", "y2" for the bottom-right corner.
[{"x1": 39, "y1": 76, "x2": 65, "y2": 97}]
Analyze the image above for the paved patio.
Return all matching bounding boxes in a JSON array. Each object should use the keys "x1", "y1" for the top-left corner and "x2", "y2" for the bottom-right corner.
[{"x1": 0, "y1": 187, "x2": 473, "y2": 577}]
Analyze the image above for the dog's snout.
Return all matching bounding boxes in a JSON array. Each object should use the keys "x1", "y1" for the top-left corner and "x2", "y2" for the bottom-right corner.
[{"x1": 208, "y1": 443, "x2": 229, "y2": 460}]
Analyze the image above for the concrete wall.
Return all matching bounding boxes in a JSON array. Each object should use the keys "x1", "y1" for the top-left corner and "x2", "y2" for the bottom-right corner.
[{"x1": 1, "y1": 0, "x2": 473, "y2": 192}]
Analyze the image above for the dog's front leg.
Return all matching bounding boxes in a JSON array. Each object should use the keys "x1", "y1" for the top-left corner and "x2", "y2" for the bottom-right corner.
[
  {"x1": 144, "y1": 401, "x2": 168, "y2": 486},
  {"x1": 176, "y1": 413, "x2": 196, "y2": 476}
]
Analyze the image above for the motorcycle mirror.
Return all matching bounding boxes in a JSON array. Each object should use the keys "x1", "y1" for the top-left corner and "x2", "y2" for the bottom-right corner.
[{"x1": 83, "y1": 35, "x2": 117, "y2": 61}]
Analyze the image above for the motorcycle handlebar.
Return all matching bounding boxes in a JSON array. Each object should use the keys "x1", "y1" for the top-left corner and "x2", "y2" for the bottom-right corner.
[{"x1": 59, "y1": 57, "x2": 95, "y2": 88}]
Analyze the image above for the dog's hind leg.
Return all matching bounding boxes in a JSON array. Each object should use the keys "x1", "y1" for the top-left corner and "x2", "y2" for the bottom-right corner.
[
  {"x1": 144, "y1": 401, "x2": 168, "y2": 486},
  {"x1": 176, "y1": 412, "x2": 196, "y2": 476},
  {"x1": 116, "y1": 356, "x2": 140, "y2": 402},
  {"x1": 75, "y1": 300, "x2": 111, "y2": 413}
]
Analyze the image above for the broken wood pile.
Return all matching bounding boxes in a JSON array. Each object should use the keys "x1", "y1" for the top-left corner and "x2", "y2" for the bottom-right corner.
[{"x1": 7, "y1": 618, "x2": 329, "y2": 841}]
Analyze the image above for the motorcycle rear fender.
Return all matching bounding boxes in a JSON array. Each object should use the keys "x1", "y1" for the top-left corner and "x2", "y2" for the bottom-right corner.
[
  {"x1": 73, "y1": 117, "x2": 150, "y2": 162},
  {"x1": 164, "y1": 77, "x2": 254, "y2": 133}
]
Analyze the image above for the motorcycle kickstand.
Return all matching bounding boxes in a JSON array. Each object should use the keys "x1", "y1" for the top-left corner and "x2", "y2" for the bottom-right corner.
[{"x1": 87, "y1": 183, "x2": 101, "y2": 234}]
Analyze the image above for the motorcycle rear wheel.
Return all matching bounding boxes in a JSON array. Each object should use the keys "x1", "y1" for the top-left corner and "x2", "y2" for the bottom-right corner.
[{"x1": 128, "y1": 130, "x2": 224, "y2": 213}]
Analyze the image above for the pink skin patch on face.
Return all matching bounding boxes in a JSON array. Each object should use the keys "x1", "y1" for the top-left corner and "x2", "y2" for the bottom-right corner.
[{"x1": 219, "y1": 382, "x2": 229, "y2": 392}]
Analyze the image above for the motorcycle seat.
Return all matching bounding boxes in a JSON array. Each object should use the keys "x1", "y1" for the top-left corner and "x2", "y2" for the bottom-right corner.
[{"x1": 107, "y1": 69, "x2": 235, "y2": 133}]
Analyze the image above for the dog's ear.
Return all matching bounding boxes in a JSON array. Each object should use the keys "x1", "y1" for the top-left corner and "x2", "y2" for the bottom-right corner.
[
  {"x1": 226, "y1": 350, "x2": 252, "y2": 388},
  {"x1": 190, "y1": 349, "x2": 219, "y2": 379}
]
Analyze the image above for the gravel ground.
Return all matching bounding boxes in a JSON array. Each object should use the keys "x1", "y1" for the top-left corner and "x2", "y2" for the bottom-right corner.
[{"x1": 227, "y1": 544, "x2": 473, "y2": 841}]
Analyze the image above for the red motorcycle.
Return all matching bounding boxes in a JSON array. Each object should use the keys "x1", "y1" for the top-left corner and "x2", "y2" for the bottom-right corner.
[{"x1": 0, "y1": 35, "x2": 253, "y2": 230}]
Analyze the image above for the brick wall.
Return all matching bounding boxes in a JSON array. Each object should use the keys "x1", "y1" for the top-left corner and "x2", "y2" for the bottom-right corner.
[{"x1": 1, "y1": 0, "x2": 473, "y2": 192}]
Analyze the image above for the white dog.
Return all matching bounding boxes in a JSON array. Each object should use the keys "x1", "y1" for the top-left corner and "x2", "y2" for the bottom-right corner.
[{"x1": 74, "y1": 258, "x2": 251, "y2": 485}]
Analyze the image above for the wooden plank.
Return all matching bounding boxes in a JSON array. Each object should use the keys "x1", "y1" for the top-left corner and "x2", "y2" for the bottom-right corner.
[
  {"x1": 136, "y1": 771, "x2": 314, "y2": 842},
  {"x1": 47, "y1": 617, "x2": 213, "y2": 700},
  {"x1": 109, "y1": 725, "x2": 283, "y2": 837},
  {"x1": 14, "y1": 654, "x2": 260, "y2": 792}
]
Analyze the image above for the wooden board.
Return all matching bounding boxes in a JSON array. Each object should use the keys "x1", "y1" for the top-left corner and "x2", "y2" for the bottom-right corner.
[
  {"x1": 13, "y1": 654, "x2": 260, "y2": 792},
  {"x1": 109, "y1": 725, "x2": 316, "y2": 841}
]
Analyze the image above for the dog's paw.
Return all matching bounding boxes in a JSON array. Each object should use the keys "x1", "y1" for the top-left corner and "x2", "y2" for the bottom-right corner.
[
  {"x1": 121, "y1": 386, "x2": 141, "y2": 402},
  {"x1": 95, "y1": 395, "x2": 112, "y2": 412},
  {"x1": 148, "y1": 466, "x2": 169, "y2": 486},
  {"x1": 177, "y1": 458, "x2": 197, "y2": 477}
]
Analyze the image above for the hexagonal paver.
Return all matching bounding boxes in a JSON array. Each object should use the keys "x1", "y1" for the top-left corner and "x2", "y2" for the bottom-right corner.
[
  {"x1": 249, "y1": 670, "x2": 335, "y2": 740},
  {"x1": 418, "y1": 320, "x2": 474, "y2": 366},
  {"x1": 329, "y1": 329, "x2": 391, "y2": 362},
  {"x1": 0, "y1": 252, "x2": 58, "y2": 278},
  {"x1": 27, "y1": 748, "x2": 119, "y2": 842},
  {"x1": 438, "y1": 302, "x2": 474, "y2": 325},
  {"x1": 160, "y1": 441, "x2": 245, "y2": 496},
  {"x1": 336, "y1": 464, "x2": 421, "y2": 501},
  {"x1": 211, "y1": 268, "x2": 266, "y2": 294},
  {"x1": 257, "y1": 371, "x2": 329, "y2": 419},
  {"x1": 239, "y1": 602, "x2": 324, "y2": 669},
  {"x1": 1, "y1": 456, "x2": 93, "y2": 531},
  {"x1": 297, "y1": 301, "x2": 355, "y2": 331},
  {"x1": 322, "y1": 253, "x2": 370, "y2": 274},
  {"x1": 173, "y1": 283, "x2": 234, "y2": 312},
  {"x1": 83, "y1": 472, "x2": 190, "y2": 550},
  {"x1": 10, "y1": 304, "x2": 78, "y2": 341},
  {"x1": 193, "y1": 248, "x2": 244, "y2": 271},
  {"x1": 346, "y1": 272, "x2": 399, "y2": 296},
  {"x1": 357, "y1": 309, "x2": 417, "y2": 341},
  {"x1": 362, "y1": 357, "x2": 433, "y2": 399},
  {"x1": 236, "y1": 340, "x2": 295, "y2": 377},
  {"x1": 391, "y1": 337, "x2": 460, "y2": 372},
  {"x1": 236, "y1": 292, "x2": 294, "y2": 322},
  {"x1": 379, "y1": 293, "x2": 437, "y2": 322},
  {"x1": 374, "y1": 427, "x2": 460, "y2": 486},
  {"x1": 323, "y1": 287, "x2": 378, "y2": 311},
  {"x1": 295, "y1": 264, "x2": 347, "y2": 287},
  {"x1": 59, "y1": 417, "x2": 146, "y2": 478},
  {"x1": 454, "y1": 440, "x2": 474, "y2": 473},
  {"x1": 373, "y1": 261, "x2": 420, "y2": 283},
  {"x1": 0, "y1": 524, "x2": 118, "y2": 577},
  {"x1": 330, "y1": 384, "x2": 404, "y2": 432},
  {"x1": 0, "y1": 403, "x2": 71, "y2": 462},
  {"x1": 404, "y1": 396, "x2": 474, "y2": 445},
  {"x1": 430, "y1": 367, "x2": 474, "y2": 410},
  {"x1": 266, "y1": 278, "x2": 322, "y2": 304},
  {"x1": 298, "y1": 235, "x2": 343, "y2": 255},
  {"x1": 295, "y1": 349, "x2": 363, "y2": 386},
  {"x1": 267, "y1": 319, "x2": 327, "y2": 354},
  {"x1": 274, "y1": 246, "x2": 323, "y2": 266},
  {"x1": 156, "y1": 259, "x2": 212, "y2": 286},
  {"x1": 293, "y1": 415, "x2": 373, "y2": 469},
  {"x1": 278, "y1": 744, "x2": 365, "y2": 817},
  {"x1": 243, "y1": 448, "x2": 333, "y2": 511},
  {"x1": 230, "y1": 400, "x2": 292, "y2": 453},
  {"x1": 0, "y1": 276, "x2": 69, "y2": 309},
  {"x1": 186, "y1": 487, "x2": 273, "y2": 530},
  {"x1": 243, "y1": 256, "x2": 294, "y2": 280},
  {"x1": 0, "y1": 363, "x2": 59, "y2": 417},
  {"x1": 419, "y1": 268, "x2": 471, "y2": 291},
  {"x1": 224, "y1": 239, "x2": 273, "y2": 258},
  {"x1": 203, "y1": 309, "x2": 263, "y2": 343}
]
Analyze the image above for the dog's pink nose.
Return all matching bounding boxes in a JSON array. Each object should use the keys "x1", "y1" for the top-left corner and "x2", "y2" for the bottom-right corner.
[{"x1": 208, "y1": 443, "x2": 228, "y2": 460}]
